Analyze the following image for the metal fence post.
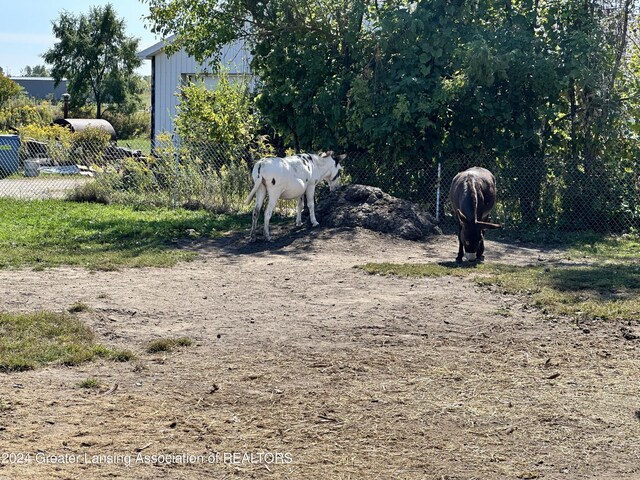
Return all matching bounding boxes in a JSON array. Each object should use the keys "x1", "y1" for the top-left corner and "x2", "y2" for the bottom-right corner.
[
  {"x1": 173, "y1": 138, "x2": 179, "y2": 209},
  {"x1": 435, "y1": 161, "x2": 442, "y2": 223}
]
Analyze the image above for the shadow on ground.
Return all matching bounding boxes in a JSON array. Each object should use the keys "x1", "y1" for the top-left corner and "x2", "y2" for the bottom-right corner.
[{"x1": 184, "y1": 224, "x2": 365, "y2": 257}]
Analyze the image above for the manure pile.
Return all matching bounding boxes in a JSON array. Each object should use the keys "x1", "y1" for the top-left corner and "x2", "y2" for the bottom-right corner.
[{"x1": 316, "y1": 184, "x2": 441, "y2": 240}]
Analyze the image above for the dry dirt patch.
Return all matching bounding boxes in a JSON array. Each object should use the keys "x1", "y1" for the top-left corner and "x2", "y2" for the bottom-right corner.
[{"x1": 0, "y1": 227, "x2": 639, "y2": 480}]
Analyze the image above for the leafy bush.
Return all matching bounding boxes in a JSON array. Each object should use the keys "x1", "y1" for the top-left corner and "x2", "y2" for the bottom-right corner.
[
  {"x1": 19, "y1": 125, "x2": 111, "y2": 166},
  {"x1": 175, "y1": 70, "x2": 274, "y2": 163},
  {"x1": 69, "y1": 127, "x2": 111, "y2": 166},
  {"x1": 103, "y1": 110, "x2": 150, "y2": 140},
  {"x1": 17, "y1": 124, "x2": 72, "y2": 164},
  {"x1": 120, "y1": 157, "x2": 157, "y2": 191},
  {"x1": 0, "y1": 73, "x2": 22, "y2": 106},
  {"x1": 0, "y1": 97, "x2": 57, "y2": 131},
  {"x1": 175, "y1": 72, "x2": 255, "y2": 146}
]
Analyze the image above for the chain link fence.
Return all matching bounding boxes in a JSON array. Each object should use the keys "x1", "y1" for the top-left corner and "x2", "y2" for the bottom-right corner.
[{"x1": 1, "y1": 135, "x2": 639, "y2": 234}]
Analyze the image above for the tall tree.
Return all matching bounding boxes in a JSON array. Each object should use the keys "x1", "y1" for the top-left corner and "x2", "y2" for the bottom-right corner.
[
  {"x1": 144, "y1": 0, "x2": 371, "y2": 151},
  {"x1": 43, "y1": 4, "x2": 143, "y2": 118},
  {"x1": 552, "y1": 0, "x2": 636, "y2": 230},
  {"x1": 146, "y1": 0, "x2": 640, "y2": 228},
  {"x1": 0, "y1": 72, "x2": 22, "y2": 105}
]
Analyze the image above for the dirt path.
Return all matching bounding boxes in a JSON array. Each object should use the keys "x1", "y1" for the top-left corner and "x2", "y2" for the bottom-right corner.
[
  {"x1": 1, "y1": 228, "x2": 639, "y2": 479},
  {"x1": 0, "y1": 177, "x2": 91, "y2": 199}
]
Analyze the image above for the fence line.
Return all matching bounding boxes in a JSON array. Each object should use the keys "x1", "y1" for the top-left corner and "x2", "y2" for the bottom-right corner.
[{"x1": 0, "y1": 136, "x2": 638, "y2": 234}]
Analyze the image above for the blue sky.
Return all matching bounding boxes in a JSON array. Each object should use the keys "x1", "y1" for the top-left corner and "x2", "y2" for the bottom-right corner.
[{"x1": 0, "y1": 1, "x2": 160, "y2": 76}]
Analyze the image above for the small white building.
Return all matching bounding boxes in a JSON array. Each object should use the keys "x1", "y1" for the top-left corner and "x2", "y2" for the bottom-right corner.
[{"x1": 138, "y1": 36, "x2": 253, "y2": 141}]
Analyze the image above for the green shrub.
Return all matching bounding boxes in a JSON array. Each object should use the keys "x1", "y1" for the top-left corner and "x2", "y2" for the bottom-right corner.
[
  {"x1": 69, "y1": 127, "x2": 111, "y2": 166},
  {"x1": 67, "y1": 179, "x2": 113, "y2": 204},
  {"x1": 121, "y1": 157, "x2": 157, "y2": 191},
  {"x1": 17, "y1": 124, "x2": 72, "y2": 164},
  {"x1": 0, "y1": 97, "x2": 57, "y2": 131},
  {"x1": 103, "y1": 111, "x2": 150, "y2": 140}
]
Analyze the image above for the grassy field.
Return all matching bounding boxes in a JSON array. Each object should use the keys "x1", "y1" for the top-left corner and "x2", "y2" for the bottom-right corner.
[
  {"x1": 117, "y1": 137, "x2": 152, "y2": 155},
  {"x1": 0, "y1": 198, "x2": 251, "y2": 270},
  {"x1": 494, "y1": 229, "x2": 640, "y2": 261},
  {"x1": 565, "y1": 233, "x2": 640, "y2": 260}
]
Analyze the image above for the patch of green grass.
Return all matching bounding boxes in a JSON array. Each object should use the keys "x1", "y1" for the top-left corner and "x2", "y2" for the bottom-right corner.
[
  {"x1": 359, "y1": 261, "x2": 640, "y2": 323},
  {"x1": 173, "y1": 337, "x2": 193, "y2": 347},
  {"x1": 359, "y1": 261, "x2": 477, "y2": 278},
  {"x1": 146, "y1": 336, "x2": 193, "y2": 354},
  {"x1": 0, "y1": 311, "x2": 134, "y2": 372},
  {"x1": 107, "y1": 348, "x2": 136, "y2": 362},
  {"x1": 494, "y1": 231, "x2": 640, "y2": 261},
  {"x1": 77, "y1": 378, "x2": 101, "y2": 389},
  {"x1": 480, "y1": 263, "x2": 640, "y2": 322},
  {"x1": 566, "y1": 233, "x2": 640, "y2": 261},
  {"x1": 119, "y1": 137, "x2": 152, "y2": 156},
  {"x1": 0, "y1": 198, "x2": 251, "y2": 270},
  {"x1": 146, "y1": 339, "x2": 174, "y2": 353},
  {"x1": 68, "y1": 302, "x2": 91, "y2": 313}
]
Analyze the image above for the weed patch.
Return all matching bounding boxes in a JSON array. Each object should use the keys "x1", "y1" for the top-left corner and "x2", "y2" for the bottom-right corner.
[
  {"x1": 68, "y1": 302, "x2": 91, "y2": 313},
  {"x1": 77, "y1": 378, "x2": 101, "y2": 389},
  {"x1": 146, "y1": 337, "x2": 193, "y2": 354},
  {"x1": 0, "y1": 311, "x2": 133, "y2": 372}
]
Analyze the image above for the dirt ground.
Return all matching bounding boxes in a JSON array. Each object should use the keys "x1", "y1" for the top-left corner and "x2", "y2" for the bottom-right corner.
[
  {"x1": 1, "y1": 226, "x2": 639, "y2": 480},
  {"x1": 0, "y1": 177, "x2": 91, "y2": 200}
]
